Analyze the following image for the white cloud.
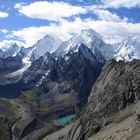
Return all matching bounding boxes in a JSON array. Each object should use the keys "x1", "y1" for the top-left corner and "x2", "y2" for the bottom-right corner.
[
  {"x1": 0, "y1": 40, "x2": 24, "y2": 50},
  {"x1": 82, "y1": 18, "x2": 140, "y2": 43},
  {"x1": 14, "y1": 3, "x2": 23, "y2": 9},
  {"x1": 11, "y1": 17, "x2": 140, "y2": 47},
  {"x1": 0, "y1": 29, "x2": 8, "y2": 34},
  {"x1": 0, "y1": 11, "x2": 8, "y2": 18},
  {"x1": 93, "y1": 9, "x2": 128, "y2": 22},
  {"x1": 9, "y1": 1, "x2": 140, "y2": 46},
  {"x1": 12, "y1": 18, "x2": 90, "y2": 47},
  {"x1": 14, "y1": 1, "x2": 87, "y2": 21},
  {"x1": 14, "y1": 2, "x2": 27, "y2": 9},
  {"x1": 12, "y1": 25, "x2": 70, "y2": 47},
  {"x1": 100, "y1": 0, "x2": 140, "y2": 8}
]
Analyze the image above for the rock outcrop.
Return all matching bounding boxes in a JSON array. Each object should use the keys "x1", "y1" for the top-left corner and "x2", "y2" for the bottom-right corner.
[{"x1": 62, "y1": 59, "x2": 140, "y2": 140}]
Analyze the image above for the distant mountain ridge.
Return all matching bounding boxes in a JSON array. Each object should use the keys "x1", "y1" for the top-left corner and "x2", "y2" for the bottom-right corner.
[
  {"x1": 0, "y1": 29, "x2": 140, "y2": 86},
  {"x1": 0, "y1": 29, "x2": 140, "y2": 63}
]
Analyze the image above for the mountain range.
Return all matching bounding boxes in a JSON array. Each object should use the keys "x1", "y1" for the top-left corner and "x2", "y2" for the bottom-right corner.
[{"x1": 0, "y1": 29, "x2": 140, "y2": 140}]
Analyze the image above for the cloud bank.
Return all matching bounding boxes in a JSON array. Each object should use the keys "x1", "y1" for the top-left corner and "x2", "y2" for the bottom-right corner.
[{"x1": 2, "y1": 0, "x2": 140, "y2": 47}]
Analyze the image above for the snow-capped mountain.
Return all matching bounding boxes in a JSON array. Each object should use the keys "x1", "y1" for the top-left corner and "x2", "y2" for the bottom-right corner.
[
  {"x1": 55, "y1": 29, "x2": 115, "y2": 61},
  {"x1": 0, "y1": 34, "x2": 62, "y2": 81},
  {"x1": 56, "y1": 29, "x2": 140, "y2": 62},
  {"x1": 0, "y1": 43, "x2": 22, "y2": 59},
  {"x1": 114, "y1": 35, "x2": 140, "y2": 61},
  {"x1": 0, "y1": 35, "x2": 62, "y2": 61},
  {"x1": 0, "y1": 29, "x2": 140, "y2": 65},
  {"x1": 56, "y1": 29, "x2": 103, "y2": 56},
  {"x1": 31, "y1": 35, "x2": 62, "y2": 61}
]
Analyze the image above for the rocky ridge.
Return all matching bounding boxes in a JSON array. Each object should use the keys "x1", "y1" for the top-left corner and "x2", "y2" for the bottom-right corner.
[{"x1": 62, "y1": 59, "x2": 140, "y2": 140}]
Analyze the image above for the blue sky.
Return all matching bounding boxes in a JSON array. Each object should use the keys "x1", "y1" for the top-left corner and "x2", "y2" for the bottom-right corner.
[{"x1": 0, "y1": 0, "x2": 140, "y2": 47}]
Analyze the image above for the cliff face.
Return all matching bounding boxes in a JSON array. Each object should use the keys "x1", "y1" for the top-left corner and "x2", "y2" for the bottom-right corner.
[{"x1": 64, "y1": 59, "x2": 140, "y2": 140}]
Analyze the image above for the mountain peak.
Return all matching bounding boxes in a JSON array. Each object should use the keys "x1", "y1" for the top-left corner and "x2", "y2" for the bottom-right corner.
[
  {"x1": 42, "y1": 34, "x2": 61, "y2": 42},
  {"x1": 114, "y1": 35, "x2": 140, "y2": 61},
  {"x1": 0, "y1": 42, "x2": 22, "y2": 58},
  {"x1": 31, "y1": 34, "x2": 62, "y2": 61},
  {"x1": 36, "y1": 34, "x2": 62, "y2": 46},
  {"x1": 80, "y1": 28, "x2": 102, "y2": 39},
  {"x1": 55, "y1": 29, "x2": 103, "y2": 57}
]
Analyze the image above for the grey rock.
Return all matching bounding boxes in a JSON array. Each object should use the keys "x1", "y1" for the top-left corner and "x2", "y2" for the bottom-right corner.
[{"x1": 68, "y1": 59, "x2": 140, "y2": 140}]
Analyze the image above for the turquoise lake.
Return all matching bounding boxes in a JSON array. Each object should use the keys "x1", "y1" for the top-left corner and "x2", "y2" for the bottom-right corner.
[{"x1": 58, "y1": 114, "x2": 76, "y2": 125}]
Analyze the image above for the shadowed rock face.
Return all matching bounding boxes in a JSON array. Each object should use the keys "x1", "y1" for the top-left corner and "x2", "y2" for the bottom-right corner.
[
  {"x1": 19, "y1": 44, "x2": 105, "y2": 123},
  {"x1": 0, "y1": 54, "x2": 23, "y2": 98},
  {"x1": 21, "y1": 52, "x2": 56, "y2": 90},
  {"x1": 33, "y1": 44, "x2": 105, "y2": 116},
  {"x1": 0, "y1": 54, "x2": 23, "y2": 74},
  {"x1": 67, "y1": 59, "x2": 140, "y2": 140}
]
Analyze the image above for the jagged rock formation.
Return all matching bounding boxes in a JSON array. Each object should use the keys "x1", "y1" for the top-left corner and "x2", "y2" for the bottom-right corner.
[
  {"x1": 1, "y1": 29, "x2": 140, "y2": 87},
  {"x1": 20, "y1": 44, "x2": 105, "y2": 120},
  {"x1": 21, "y1": 52, "x2": 56, "y2": 89}
]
